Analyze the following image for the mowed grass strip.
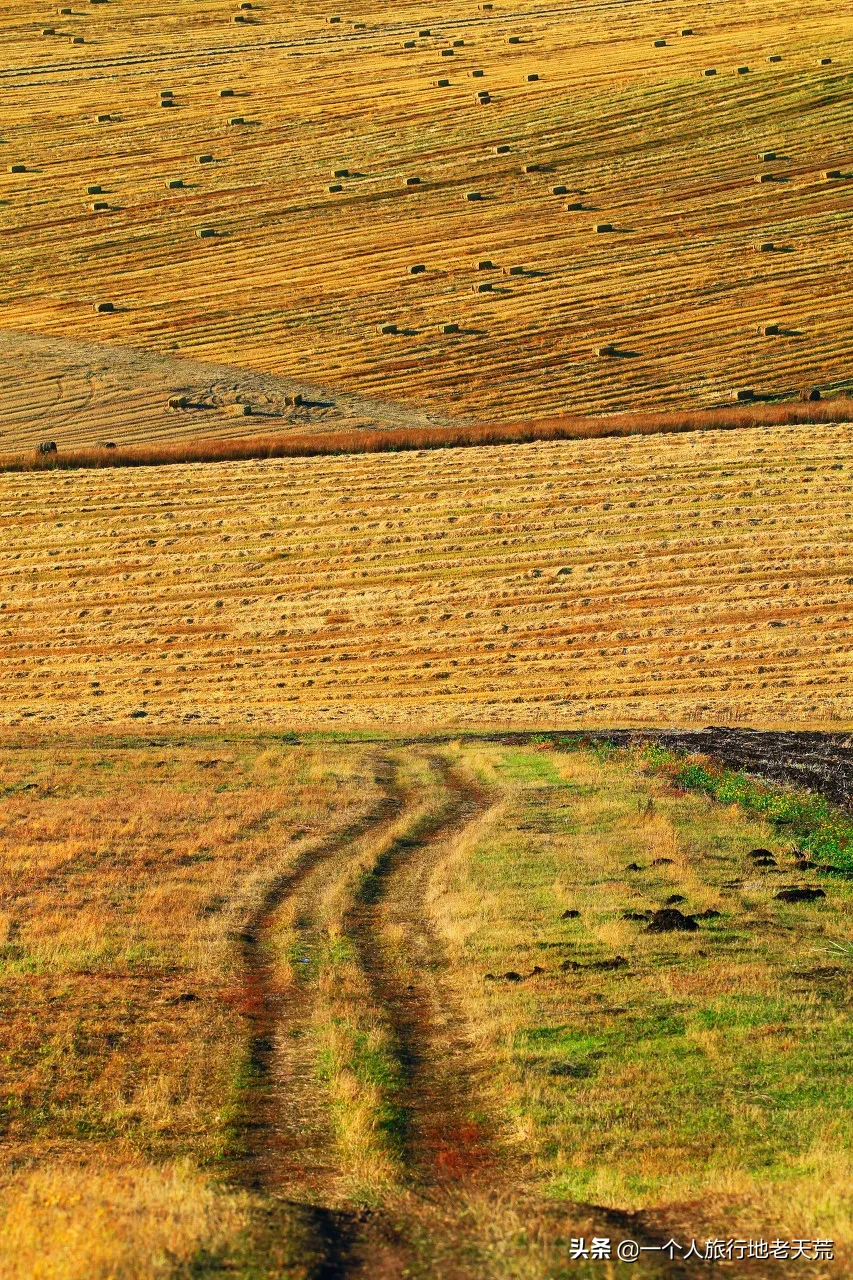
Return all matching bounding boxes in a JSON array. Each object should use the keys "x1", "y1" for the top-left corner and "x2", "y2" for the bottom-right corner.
[
  {"x1": 430, "y1": 742, "x2": 853, "y2": 1259},
  {"x1": 2, "y1": 422, "x2": 853, "y2": 730},
  {"x1": 0, "y1": 738, "x2": 380, "y2": 1278},
  {"x1": 0, "y1": 0, "x2": 851, "y2": 422}
]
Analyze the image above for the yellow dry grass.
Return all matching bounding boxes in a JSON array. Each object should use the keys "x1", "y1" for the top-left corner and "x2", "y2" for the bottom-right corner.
[
  {"x1": 2, "y1": 421, "x2": 853, "y2": 730},
  {"x1": 0, "y1": 0, "x2": 851, "y2": 441}
]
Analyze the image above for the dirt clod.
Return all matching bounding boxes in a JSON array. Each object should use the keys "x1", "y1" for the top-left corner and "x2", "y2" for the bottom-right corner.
[
  {"x1": 561, "y1": 908, "x2": 580, "y2": 918},
  {"x1": 774, "y1": 886, "x2": 827, "y2": 903},
  {"x1": 646, "y1": 908, "x2": 699, "y2": 932}
]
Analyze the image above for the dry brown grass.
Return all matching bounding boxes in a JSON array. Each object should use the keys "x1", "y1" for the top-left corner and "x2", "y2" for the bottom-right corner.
[
  {"x1": 3, "y1": 397, "x2": 853, "y2": 473},
  {"x1": 0, "y1": 0, "x2": 851, "y2": 438},
  {"x1": 2, "y1": 420, "x2": 853, "y2": 731}
]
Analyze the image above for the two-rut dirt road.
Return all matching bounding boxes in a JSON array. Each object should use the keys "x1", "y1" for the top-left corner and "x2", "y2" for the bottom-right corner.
[{"x1": 233, "y1": 749, "x2": 504, "y2": 1277}]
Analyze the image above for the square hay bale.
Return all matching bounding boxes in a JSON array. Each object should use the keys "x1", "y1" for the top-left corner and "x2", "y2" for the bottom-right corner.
[
  {"x1": 595, "y1": 222, "x2": 613, "y2": 232},
  {"x1": 596, "y1": 343, "x2": 617, "y2": 357},
  {"x1": 504, "y1": 265, "x2": 524, "y2": 275},
  {"x1": 333, "y1": 168, "x2": 350, "y2": 177},
  {"x1": 819, "y1": 57, "x2": 832, "y2": 65},
  {"x1": 167, "y1": 179, "x2": 184, "y2": 189},
  {"x1": 87, "y1": 184, "x2": 102, "y2": 194},
  {"x1": 758, "y1": 323, "x2": 780, "y2": 335},
  {"x1": 405, "y1": 176, "x2": 421, "y2": 185},
  {"x1": 470, "y1": 69, "x2": 484, "y2": 77},
  {"x1": 551, "y1": 183, "x2": 567, "y2": 194},
  {"x1": 41, "y1": 27, "x2": 56, "y2": 35},
  {"x1": 495, "y1": 144, "x2": 510, "y2": 154},
  {"x1": 354, "y1": 22, "x2": 366, "y2": 28},
  {"x1": 228, "y1": 116, "x2": 245, "y2": 125},
  {"x1": 702, "y1": 68, "x2": 717, "y2": 76},
  {"x1": 472, "y1": 281, "x2": 493, "y2": 292},
  {"x1": 735, "y1": 388, "x2": 755, "y2": 401},
  {"x1": 440, "y1": 322, "x2": 459, "y2": 333},
  {"x1": 522, "y1": 162, "x2": 541, "y2": 173},
  {"x1": 160, "y1": 98, "x2": 174, "y2": 107},
  {"x1": 507, "y1": 36, "x2": 521, "y2": 45},
  {"x1": 97, "y1": 113, "x2": 111, "y2": 122},
  {"x1": 168, "y1": 395, "x2": 188, "y2": 410},
  {"x1": 476, "y1": 259, "x2": 496, "y2": 269},
  {"x1": 564, "y1": 200, "x2": 583, "y2": 210},
  {"x1": 94, "y1": 301, "x2": 114, "y2": 312},
  {"x1": 220, "y1": 88, "x2": 235, "y2": 97},
  {"x1": 435, "y1": 78, "x2": 450, "y2": 87},
  {"x1": 419, "y1": 29, "x2": 431, "y2": 37},
  {"x1": 441, "y1": 48, "x2": 454, "y2": 56},
  {"x1": 233, "y1": 14, "x2": 246, "y2": 22},
  {"x1": 759, "y1": 150, "x2": 776, "y2": 161},
  {"x1": 653, "y1": 39, "x2": 667, "y2": 47},
  {"x1": 681, "y1": 28, "x2": 693, "y2": 35},
  {"x1": 756, "y1": 172, "x2": 775, "y2": 183},
  {"x1": 409, "y1": 263, "x2": 426, "y2": 274},
  {"x1": 403, "y1": 40, "x2": 415, "y2": 48},
  {"x1": 465, "y1": 191, "x2": 483, "y2": 201},
  {"x1": 197, "y1": 154, "x2": 214, "y2": 163},
  {"x1": 327, "y1": 15, "x2": 341, "y2": 23},
  {"x1": 71, "y1": 35, "x2": 84, "y2": 43},
  {"x1": 197, "y1": 227, "x2": 216, "y2": 238},
  {"x1": 239, "y1": 2, "x2": 253, "y2": 8},
  {"x1": 452, "y1": 39, "x2": 464, "y2": 47},
  {"x1": 231, "y1": 403, "x2": 252, "y2": 415},
  {"x1": 476, "y1": 95, "x2": 492, "y2": 105},
  {"x1": 159, "y1": 90, "x2": 173, "y2": 99},
  {"x1": 90, "y1": 200, "x2": 109, "y2": 210},
  {"x1": 755, "y1": 240, "x2": 774, "y2": 251},
  {"x1": 737, "y1": 65, "x2": 750, "y2": 74},
  {"x1": 328, "y1": 183, "x2": 343, "y2": 192},
  {"x1": 824, "y1": 169, "x2": 842, "y2": 179},
  {"x1": 378, "y1": 322, "x2": 398, "y2": 334},
  {"x1": 769, "y1": 54, "x2": 782, "y2": 62},
  {"x1": 59, "y1": 7, "x2": 71, "y2": 12},
  {"x1": 526, "y1": 73, "x2": 539, "y2": 81},
  {"x1": 8, "y1": 164, "x2": 26, "y2": 173},
  {"x1": 480, "y1": 2, "x2": 493, "y2": 8}
]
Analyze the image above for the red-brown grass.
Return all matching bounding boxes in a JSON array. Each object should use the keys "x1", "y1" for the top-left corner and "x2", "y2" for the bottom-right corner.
[{"x1": 4, "y1": 397, "x2": 853, "y2": 472}]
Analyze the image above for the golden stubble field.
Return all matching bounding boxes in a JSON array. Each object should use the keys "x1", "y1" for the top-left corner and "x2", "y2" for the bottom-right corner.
[
  {"x1": 3, "y1": 421, "x2": 853, "y2": 731},
  {"x1": 0, "y1": 0, "x2": 851, "y2": 447}
]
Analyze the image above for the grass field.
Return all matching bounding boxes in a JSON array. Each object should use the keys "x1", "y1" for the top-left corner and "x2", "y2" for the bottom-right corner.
[
  {"x1": 2, "y1": 735, "x2": 850, "y2": 1277},
  {"x1": 1, "y1": 0, "x2": 851, "y2": 448},
  {"x1": 2, "y1": 419, "x2": 852, "y2": 732}
]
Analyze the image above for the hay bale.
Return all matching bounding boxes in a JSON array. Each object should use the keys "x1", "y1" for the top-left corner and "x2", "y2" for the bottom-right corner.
[
  {"x1": 333, "y1": 168, "x2": 350, "y2": 177},
  {"x1": 523, "y1": 163, "x2": 541, "y2": 173},
  {"x1": 59, "y1": 7, "x2": 71, "y2": 12},
  {"x1": 755, "y1": 241, "x2": 774, "y2": 252},
  {"x1": 758, "y1": 323, "x2": 780, "y2": 335},
  {"x1": 702, "y1": 68, "x2": 717, "y2": 76},
  {"x1": 405, "y1": 176, "x2": 421, "y2": 185},
  {"x1": 9, "y1": 164, "x2": 26, "y2": 173},
  {"x1": 168, "y1": 396, "x2": 188, "y2": 410},
  {"x1": 220, "y1": 89, "x2": 235, "y2": 98},
  {"x1": 434, "y1": 78, "x2": 450, "y2": 87},
  {"x1": 495, "y1": 144, "x2": 510, "y2": 154},
  {"x1": 403, "y1": 40, "x2": 415, "y2": 48},
  {"x1": 38, "y1": 441, "x2": 58, "y2": 454},
  {"x1": 87, "y1": 184, "x2": 102, "y2": 194},
  {"x1": 354, "y1": 21, "x2": 366, "y2": 29},
  {"x1": 196, "y1": 227, "x2": 216, "y2": 238},
  {"x1": 90, "y1": 200, "x2": 109, "y2": 210},
  {"x1": 239, "y1": 2, "x2": 253, "y2": 8},
  {"x1": 231, "y1": 403, "x2": 252, "y2": 416},
  {"x1": 94, "y1": 301, "x2": 114, "y2": 313},
  {"x1": 801, "y1": 387, "x2": 821, "y2": 401},
  {"x1": 596, "y1": 343, "x2": 616, "y2": 357},
  {"x1": 465, "y1": 191, "x2": 482, "y2": 201},
  {"x1": 737, "y1": 65, "x2": 750, "y2": 74},
  {"x1": 470, "y1": 69, "x2": 484, "y2": 77},
  {"x1": 327, "y1": 15, "x2": 341, "y2": 22},
  {"x1": 472, "y1": 281, "x2": 493, "y2": 292},
  {"x1": 507, "y1": 36, "x2": 521, "y2": 44},
  {"x1": 480, "y1": 2, "x2": 493, "y2": 8},
  {"x1": 452, "y1": 39, "x2": 464, "y2": 47},
  {"x1": 504, "y1": 265, "x2": 524, "y2": 275},
  {"x1": 197, "y1": 154, "x2": 214, "y2": 163},
  {"x1": 526, "y1": 73, "x2": 539, "y2": 82},
  {"x1": 476, "y1": 259, "x2": 496, "y2": 270},
  {"x1": 328, "y1": 183, "x2": 343, "y2": 192},
  {"x1": 551, "y1": 183, "x2": 567, "y2": 195},
  {"x1": 564, "y1": 200, "x2": 583, "y2": 210},
  {"x1": 419, "y1": 29, "x2": 431, "y2": 37},
  {"x1": 820, "y1": 57, "x2": 832, "y2": 65},
  {"x1": 735, "y1": 388, "x2": 755, "y2": 401},
  {"x1": 824, "y1": 169, "x2": 842, "y2": 179},
  {"x1": 759, "y1": 150, "x2": 776, "y2": 161},
  {"x1": 159, "y1": 90, "x2": 173, "y2": 99},
  {"x1": 440, "y1": 322, "x2": 459, "y2": 333},
  {"x1": 166, "y1": 178, "x2": 184, "y2": 189},
  {"x1": 41, "y1": 27, "x2": 56, "y2": 35},
  {"x1": 409, "y1": 263, "x2": 426, "y2": 274},
  {"x1": 228, "y1": 116, "x2": 245, "y2": 125},
  {"x1": 160, "y1": 98, "x2": 174, "y2": 107},
  {"x1": 97, "y1": 113, "x2": 111, "y2": 123},
  {"x1": 378, "y1": 322, "x2": 398, "y2": 334},
  {"x1": 653, "y1": 39, "x2": 667, "y2": 47},
  {"x1": 595, "y1": 222, "x2": 613, "y2": 232},
  {"x1": 98, "y1": 441, "x2": 117, "y2": 449},
  {"x1": 768, "y1": 54, "x2": 782, "y2": 62},
  {"x1": 71, "y1": 35, "x2": 84, "y2": 43},
  {"x1": 756, "y1": 173, "x2": 775, "y2": 183},
  {"x1": 681, "y1": 28, "x2": 693, "y2": 36}
]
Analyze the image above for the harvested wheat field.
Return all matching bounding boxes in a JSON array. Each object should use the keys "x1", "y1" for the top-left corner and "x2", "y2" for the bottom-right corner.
[
  {"x1": 2, "y1": 420, "x2": 853, "y2": 731},
  {"x1": 1, "y1": 0, "x2": 851, "y2": 436}
]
